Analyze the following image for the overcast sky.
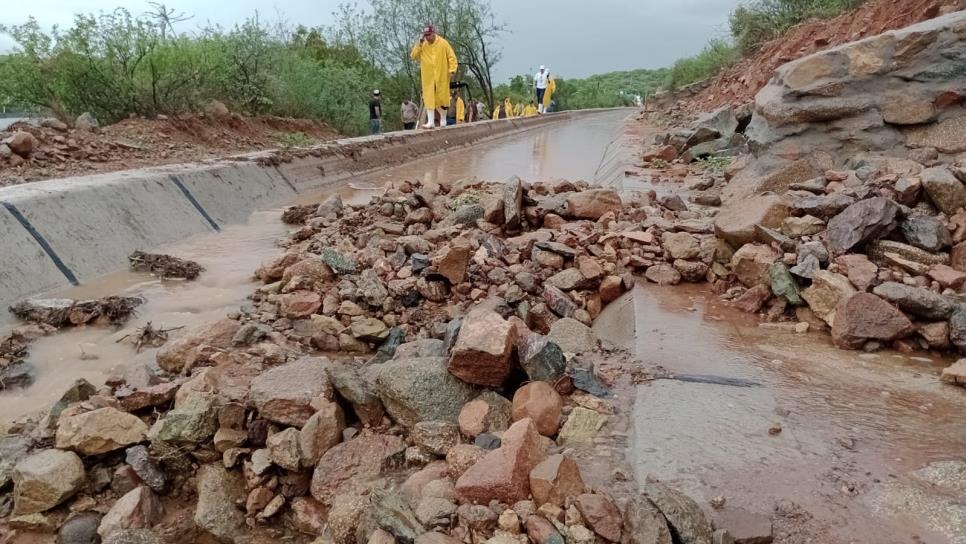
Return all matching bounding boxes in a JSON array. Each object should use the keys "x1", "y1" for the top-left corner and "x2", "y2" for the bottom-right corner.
[{"x1": 0, "y1": 0, "x2": 740, "y2": 81}]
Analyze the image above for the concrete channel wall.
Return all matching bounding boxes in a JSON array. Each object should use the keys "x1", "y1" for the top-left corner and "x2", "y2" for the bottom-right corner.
[{"x1": 0, "y1": 111, "x2": 600, "y2": 308}]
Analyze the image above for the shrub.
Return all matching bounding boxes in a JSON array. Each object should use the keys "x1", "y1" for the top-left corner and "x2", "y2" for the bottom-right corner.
[{"x1": 665, "y1": 39, "x2": 740, "y2": 90}]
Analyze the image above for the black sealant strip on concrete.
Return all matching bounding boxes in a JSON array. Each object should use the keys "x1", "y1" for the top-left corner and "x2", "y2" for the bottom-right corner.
[
  {"x1": 1, "y1": 201, "x2": 80, "y2": 286},
  {"x1": 168, "y1": 174, "x2": 221, "y2": 232},
  {"x1": 272, "y1": 167, "x2": 299, "y2": 194}
]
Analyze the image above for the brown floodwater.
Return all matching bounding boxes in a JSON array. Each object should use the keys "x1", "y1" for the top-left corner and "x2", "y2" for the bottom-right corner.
[{"x1": 0, "y1": 110, "x2": 630, "y2": 421}]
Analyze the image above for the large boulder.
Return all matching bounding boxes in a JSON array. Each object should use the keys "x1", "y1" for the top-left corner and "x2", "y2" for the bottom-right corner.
[
  {"x1": 448, "y1": 310, "x2": 516, "y2": 387},
  {"x1": 831, "y1": 293, "x2": 915, "y2": 349},
  {"x1": 455, "y1": 419, "x2": 547, "y2": 505},
  {"x1": 376, "y1": 357, "x2": 477, "y2": 428},
  {"x1": 872, "y1": 282, "x2": 961, "y2": 320},
  {"x1": 249, "y1": 357, "x2": 333, "y2": 427},
  {"x1": 565, "y1": 190, "x2": 622, "y2": 219},
  {"x1": 310, "y1": 433, "x2": 406, "y2": 505},
  {"x1": 156, "y1": 319, "x2": 241, "y2": 374},
  {"x1": 56, "y1": 407, "x2": 148, "y2": 456},
  {"x1": 12, "y1": 449, "x2": 86, "y2": 515},
  {"x1": 529, "y1": 454, "x2": 585, "y2": 507},
  {"x1": 825, "y1": 197, "x2": 899, "y2": 254},
  {"x1": 714, "y1": 195, "x2": 790, "y2": 247},
  {"x1": 642, "y1": 482, "x2": 712, "y2": 544}
]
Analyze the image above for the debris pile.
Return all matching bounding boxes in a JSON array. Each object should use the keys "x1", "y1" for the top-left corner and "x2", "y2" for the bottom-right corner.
[
  {"x1": 9, "y1": 297, "x2": 144, "y2": 328},
  {"x1": 129, "y1": 251, "x2": 204, "y2": 281},
  {"x1": 0, "y1": 179, "x2": 756, "y2": 543}
]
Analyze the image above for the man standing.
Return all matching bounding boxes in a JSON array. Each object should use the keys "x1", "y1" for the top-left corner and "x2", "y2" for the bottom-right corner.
[
  {"x1": 411, "y1": 24, "x2": 458, "y2": 129},
  {"x1": 368, "y1": 90, "x2": 382, "y2": 135},
  {"x1": 400, "y1": 98, "x2": 419, "y2": 130},
  {"x1": 534, "y1": 66, "x2": 549, "y2": 114}
]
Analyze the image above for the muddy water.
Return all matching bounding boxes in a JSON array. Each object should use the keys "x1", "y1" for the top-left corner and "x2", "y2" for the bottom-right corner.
[
  {"x1": 611, "y1": 283, "x2": 966, "y2": 543},
  {"x1": 0, "y1": 111, "x2": 628, "y2": 421}
]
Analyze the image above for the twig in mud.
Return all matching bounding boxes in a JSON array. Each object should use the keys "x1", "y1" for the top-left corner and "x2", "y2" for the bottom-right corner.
[
  {"x1": 129, "y1": 251, "x2": 204, "y2": 280},
  {"x1": 116, "y1": 322, "x2": 184, "y2": 352}
]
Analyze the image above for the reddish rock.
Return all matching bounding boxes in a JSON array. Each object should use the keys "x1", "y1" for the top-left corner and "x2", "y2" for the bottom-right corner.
[
  {"x1": 448, "y1": 311, "x2": 516, "y2": 387},
  {"x1": 529, "y1": 455, "x2": 585, "y2": 507},
  {"x1": 714, "y1": 195, "x2": 790, "y2": 247},
  {"x1": 566, "y1": 189, "x2": 622, "y2": 220},
  {"x1": 834, "y1": 254, "x2": 878, "y2": 291},
  {"x1": 436, "y1": 240, "x2": 473, "y2": 285},
  {"x1": 941, "y1": 359, "x2": 966, "y2": 386},
  {"x1": 281, "y1": 259, "x2": 335, "y2": 290},
  {"x1": 280, "y1": 291, "x2": 322, "y2": 319},
  {"x1": 249, "y1": 357, "x2": 333, "y2": 427},
  {"x1": 526, "y1": 515, "x2": 565, "y2": 544},
  {"x1": 291, "y1": 496, "x2": 327, "y2": 535},
  {"x1": 644, "y1": 145, "x2": 679, "y2": 162},
  {"x1": 310, "y1": 433, "x2": 406, "y2": 505},
  {"x1": 6, "y1": 131, "x2": 39, "y2": 157},
  {"x1": 575, "y1": 494, "x2": 623, "y2": 543},
  {"x1": 577, "y1": 256, "x2": 604, "y2": 283},
  {"x1": 446, "y1": 444, "x2": 487, "y2": 479},
  {"x1": 929, "y1": 264, "x2": 966, "y2": 289},
  {"x1": 97, "y1": 486, "x2": 162, "y2": 538},
  {"x1": 543, "y1": 286, "x2": 578, "y2": 318},
  {"x1": 115, "y1": 382, "x2": 179, "y2": 412},
  {"x1": 156, "y1": 319, "x2": 241, "y2": 374},
  {"x1": 951, "y1": 241, "x2": 966, "y2": 272},
  {"x1": 831, "y1": 293, "x2": 914, "y2": 350},
  {"x1": 511, "y1": 382, "x2": 562, "y2": 437},
  {"x1": 731, "y1": 244, "x2": 780, "y2": 287},
  {"x1": 299, "y1": 399, "x2": 346, "y2": 467},
  {"x1": 455, "y1": 419, "x2": 547, "y2": 505},
  {"x1": 599, "y1": 276, "x2": 624, "y2": 303},
  {"x1": 731, "y1": 285, "x2": 772, "y2": 313},
  {"x1": 917, "y1": 321, "x2": 950, "y2": 349},
  {"x1": 458, "y1": 393, "x2": 512, "y2": 438}
]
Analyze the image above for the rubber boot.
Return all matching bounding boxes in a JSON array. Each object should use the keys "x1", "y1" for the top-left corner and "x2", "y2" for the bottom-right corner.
[{"x1": 422, "y1": 110, "x2": 435, "y2": 129}]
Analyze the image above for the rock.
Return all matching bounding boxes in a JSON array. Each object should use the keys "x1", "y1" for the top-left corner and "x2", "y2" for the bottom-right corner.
[
  {"x1": 566, "y1": 190, "x2": 622, "y2": 219},
  {"x1": 310, "y1": 433, "x2": 406, "y2": 505},
  {"x1": 266, "y1": 428, "x2": 302, "y2": 471},
  {"x1": 825, "y1": 197, "x2": 899, "y2": 254},
  {"x1": 322, "y1": 249, "x2": 358, "y2": 275},
  {"x1": 376, "y1": 357, "x2": 476, "y2": 428},
  {"x1": 547, "y1": 268, "x2": 589, "y2": 291},
  {"x1": 194, "y1": 464, "x2": 245, "y2": 543},
  {"x1": 299, "y1": 399, "x2": 346, "y2": 466},
  {"x1": 557, "y1": 407, "x2": 605, "y2": 445},
  {"x1": 13, "y1": 449, "x2": 85, "y2": 515},
  {"x1": 732, "y1": 285, "x2": 772, "y2": 314},
  {"x1": 250, "y1": 357, "x2": 333, "y2": 427},
  {"x1": 714, "y1": 195, "x2": 790, "y2": 247},
  {"x1": 358, "y1": 269, "x2": 389, "y2": 306},
  {"x1": 575, "y1": 494, "x2": 622, "y2": 542},
  {"x1": 415, "y1": 496, "x2": 457, "y2": 528},
  {"x1": 872, "y1": 282, "x2": 960, "y2": 320},
  {"x1": 663, "y1": 232, "x2": 701, "y2": 260},
  {"x1": 529, "y1": 455, "x2": 585, "y2": 507},
  {"x1": 621, "y1": 498, "x2": 673, "y2": 544},
  {"x1": 789, "y1": 254, "x2": 820, "y2": 279},
  {"x1": 147, "y1": 391, "x2": 218, "y2": 444},
  {"x1": 56, "y1": 407, "x2": 148, "y2": 456},
  {"x1": 280, "y1": 291, "x2": 322, "y2": 318},
  {"x1": 446, "y1": 444, "x2": 487, "y2": 478},
  {"x1": 370, "y1": 490, "x2": 423, "y2": 543},
  {"x1": 713, "y1": 509, "x2": 773, "y2": 544},
  {"x1": 518, "y1": 334, "x2": 567, "y2": 383},
  {"x1": 102, "y1": 530, "x2": 163, "y2": 544},
  {"x1": 417, "y1": 533, "x2": 463, "y2": 544},
  {"x1": 544, "y1": 286, "x2": 578, "y2": 317},
  {"x1": 156, "y1": 319, "x2": 241, "y2": 373},
  {"x1": 731, "y1": 244, "x2": 779, "y2": 287},
  {"x1": 124, "y1": 446, "x2": 165, "y2": 493},
  {"x1": 929, "y1": 265, "x2": 966, "y2": 289},
  {"x1": 455, "y1": 418, "x2": 547, "y2": 505},
  {"x1": 448, "y1": 310, "x2": 516, "y2": 387},
  {"x1": 792, "y1": 193, "x2": 856, "y2": 219},
  {"x1": 6, "y1": 131, "x2": 39, "y2": 157},
  {"x1": 894, "y1": 177, "x2": 922, "y2": 206},
  {"x1": 291, "y1": 497, "x2": 327, "y2": 535},
  {"x1": 328, "y1": 364, "x2": 384, "y2": 427},
  {"x1": 527, "y1": 515, "x2": 566, "y2": 544},
  {"x1": 801, "y1": 271, "x2": 857, "y2": 325},
  {"x1": 643, "y1": 482, "x2": 713, "y2": 544},
  {"x1": 881, "y1": 91, "x2": 936, "y2": 125},
  {"x1": 512, "y1": 382, "x2": 563, "y2": 437},
  {"x1": 436, "y1": 242, "x2": 472, "y2": 285},
  {"x1": 58, "y1": 513, "x2": 102, "y2": 544},
  {"x1": 328, "y1": 493, "x2": 369, "y2": 544},
  {"x1": 504, "y1": 177, "x2": 524, "y2": 229},
  {"x1": 351, "y1": 317, "x2": 390, "y2": 342},
  {"x1": 921, "y1": 166, "x2": 966, "y2": 215},
  {"x1": 831, "y1": 293, "x2": 915, "y2": 349},
  {"x1": 768, "y1": 263, "x2": 802, "y2": 305},
  {"x1": 599, "y1": 276, "x2": 624, "y2": 303},
  {"x1": 98, "y1": 486, "x2": 162, "y2": 538},
  {"x1": 458, "y1": 392, "x2": 512, "y2": 438},
  {"x1": 675, "y1": 260, "x2": 710, "y2": 283},
  {"x1": 917, "y1": 321, "x2": 951, "y2": 349},
  {"x1": 780, "y1": 216, "x2": 825, "y2": 237},
  {"x1": 413, "y1": 421, "x2": 462, "y2": 456},
  {"x1": 645, "y1": 145, "x2": 679, "y2": 162},
  {"x1": 49, "y1": 379, "x2": 97, "y2": 428},
  {"x1": 941, "y1": 359, "x2": 966, "y2": 386},
  {"x1": 901, "y1": 215, "x2": 951, "y2": 252},
  {"x1": 645, "y1": 264, "x2": 682, "y2": 286},
  {"x1": 547, "y1": 318, "x2": 597, "y2": 354},
  {"x1": 834, "y1": 254, "x2": 878, "y2": 291},
  {"x1": 446, "y1": 204, "x2": 484, "y2": 228}
]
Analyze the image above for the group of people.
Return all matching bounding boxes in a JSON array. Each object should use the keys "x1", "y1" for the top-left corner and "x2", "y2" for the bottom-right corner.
[{"x1": 367, "y1": 24, "x2": 557, "y2": 134}]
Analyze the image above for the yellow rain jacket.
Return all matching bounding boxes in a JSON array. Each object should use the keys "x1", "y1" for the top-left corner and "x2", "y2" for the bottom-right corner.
[
  {"x1": 514, "y1": 103, "x2": 524, "y2": 117},
  {"x1": 523, "y1": 104, "x2": 538, "y2": 117},
  {"x1": 501, "y1": 99, "x2": 514, "y2": 119},
  {"x1": 543, "y1": 77, "x2": 556, "y2": 110},
  {"x1": 456, "y1": 97, "x2": 466, "y2": 123},
  {"x1": 410, "y1": 37, "x2": 458, "y2": 110}
]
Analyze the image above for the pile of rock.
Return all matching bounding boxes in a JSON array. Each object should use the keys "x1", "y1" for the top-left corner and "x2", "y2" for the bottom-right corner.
[{"x1": 644, "y1": 105, "x2": 751, "y2": 165}]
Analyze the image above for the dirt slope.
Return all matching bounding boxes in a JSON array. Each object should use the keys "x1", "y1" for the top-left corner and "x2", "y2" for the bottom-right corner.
[{"x1": 679, "y1": 0, "x2": 966, "y2": 113}]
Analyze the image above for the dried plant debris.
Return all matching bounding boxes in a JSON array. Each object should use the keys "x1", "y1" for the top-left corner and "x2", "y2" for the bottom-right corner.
[
  {"x1": 9, "y1": 296, "x2": 144, "y2": 328},
  {"x1": 116, "y1": 322, "x2": 184, "y2": 352},
  {"x1": 129, "y1": 251, "x2": 204, "y2": 280}
]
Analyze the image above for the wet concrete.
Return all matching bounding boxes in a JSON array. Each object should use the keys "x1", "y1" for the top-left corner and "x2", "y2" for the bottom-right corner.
[{"x1": 0, "y1": 110, "x2": 628, "y2": 421}]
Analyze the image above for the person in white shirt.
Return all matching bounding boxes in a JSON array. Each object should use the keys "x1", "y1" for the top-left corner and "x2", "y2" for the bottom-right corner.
[{"x1": 534, "y1": 65, "x2": 550, "y2": 114}]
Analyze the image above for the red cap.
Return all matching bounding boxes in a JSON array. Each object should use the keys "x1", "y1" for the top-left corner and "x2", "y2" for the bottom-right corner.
[{"x1": 422, "y1": 24, "x2": 435, "y2": 37}]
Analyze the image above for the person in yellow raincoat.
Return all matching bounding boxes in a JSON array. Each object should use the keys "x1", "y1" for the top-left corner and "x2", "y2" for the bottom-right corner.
[
  {"x1": 498, "y1": 97, "x2": 513, "y2": 119},
  {"x1": 410, "y1": 24, "x2": 457, "y2": 129},
  {"x1": 456, "y1": 93, "x2": 466, "y2": 124},
  {"x1": 514, "y1": 102, "x2": 524, "y2": 117},
  {"x1": 542, "y1": 73, "x2": 556, "y2": 113},
  {"x1": 522, "y1": 101, "x2": 538, "y2": 117}
]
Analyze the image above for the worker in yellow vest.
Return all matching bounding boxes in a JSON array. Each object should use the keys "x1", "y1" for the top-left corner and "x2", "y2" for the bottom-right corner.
[
  {"x1": 410, "y1": 24, "x2": 457, "y2": 129},
  {"x1": 523, "y1": 101, "x2": 538, "y2": 117}
]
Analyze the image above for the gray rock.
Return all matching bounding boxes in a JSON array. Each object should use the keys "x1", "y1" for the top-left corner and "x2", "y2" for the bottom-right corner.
[
  {"x1": 412, "y1": 421, "x2": 462, "y2": 456},
  {"x1": 103, "y1": 529, "x2": 162, "y2": 544},
  {"x1": 194, "y1": 464, "x2": 245, "y2": 542},
  {"x1": 13, "y1": 449, "x2": 86, "y2": 515},
  {"x1": 872, "y1": 282, "x2": 960, "y2": 320},
  {"x1": 147, "y1": 392, "x2": 218, "y2": 445},
  {"x1": 769, "y1": 262, "x2": 803, "y2": 305},
  {"x1": 622, "y1": 498, "x2": 673, "y2": 544},
  {"x1": 503, "y1": 177, "x2": 524, "y2": 229},
  {"x1": 921, "y1": 166, "x2": 966, "y2": 215},
  {"x1": 57, "y1": 513, "x2": 102, "y2": 544},
  {"x1": 901, "y1": 215, "x2": 952, "y2": 252},
  {"x1": 446, "y1": 205, "x2": 485, "y2": 228},
  {"x1": 358, "y1": 269, "x2": 389, "y2": 307},
  {"x1": 327, "y1": 363, "x2": 384, "y2": 427},
  {"x1": 643, "y1": 481, "x2": 713, "y2": 544},
  {"x1": 791, "y1": 193, "x2": 855, "y2": 219},
  {"x1": 369, "y1": 489, "x2": 424, "y2": 544},
  {"x1": 375, "y1": 357, "x2": 476, "y2": 427},
  {"x1": 124, "y1": 446, "x2": 165, "y2": 493},
  {"x1": 322, "y1": 249, "x2": 358, "y2": 275},
  {"x1": 315, "y1": 194, "x2": 344, "y2": 218},
  {"x1": 826, "y1": 197, "x2": 899, "y2": 253},
  {"x1": 518, "y1": 334, "x2": 566, "y2": 383},
  {"x1": 790, "y1": 254, "x2": 821, "y2": 279},
  {"x1": 0, "y1": 434, "x2": 30, "y2": 489},
  {"x1": 548, "y1": 318, "x2": 597, "y2": 354},
  {"x1": 949, "y1": 307, "x2": 966, "y2": 353},
  {"x1": 49, "y1": 379, "x2": 97, "y2": 428}
]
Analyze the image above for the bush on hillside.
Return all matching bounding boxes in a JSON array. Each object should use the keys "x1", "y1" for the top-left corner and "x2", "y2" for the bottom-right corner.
[{"x1": 665, "y1": 39, "x2": 740, "y2": 90}]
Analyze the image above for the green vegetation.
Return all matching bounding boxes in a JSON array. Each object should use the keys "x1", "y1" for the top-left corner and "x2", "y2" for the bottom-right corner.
[
  {"x1": 695, "y1": 156, "x2": 734, "y2": 173},
  {"x1": 493, "y1": 68, "x2": 669, "y2": 112},
  {"x1": 665, "y1": 0, "x2": 870, "y2": 89},
  {"x1": 272, "y1": 131, "x2": 316, "y2": 148}
]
